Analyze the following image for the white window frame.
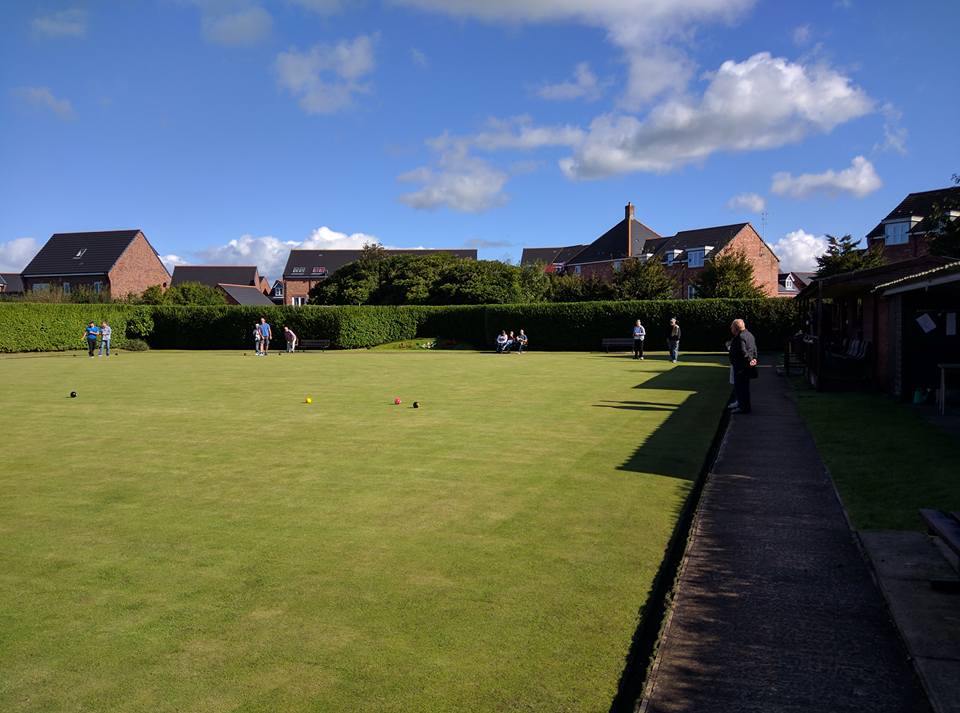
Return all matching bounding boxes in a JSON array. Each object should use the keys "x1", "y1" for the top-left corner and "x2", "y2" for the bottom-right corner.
[
  {"x1": 62, "y1": 281, "x2": 71, "y2": 294},
  {"x1": 884, "y1": 221, "x2": 910, "y2": 246},
  {"x1": 784, "y1": 275, "x2": 795, "y2": 292},
  {"x1": 274, "y1": 283, "x2": 284, "y2": 298},
  {"x1": 291, "y1": 266, "x2": 306, "y2": 274},
  {"x1": 292, "y1": 296, "x2": 306, "y2": 306},
  {"x1": 573, "y1": 265, "x2": 582, "y2": 276},
  {"x1": 687, "y1": 285, "x2": 698, "y2": 299},
  {"x1": 687, "y1": 249, "x2": 704, "y2": 268}
]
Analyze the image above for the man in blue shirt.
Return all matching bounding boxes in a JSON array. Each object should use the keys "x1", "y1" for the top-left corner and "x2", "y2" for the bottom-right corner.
[
  {"x1": 258, "y1": 317, "x2": 272, "y2": 356},
  {"x1": 83, "y1": 321, "x2": 99, "y2": 358},
  {"x1": 632, "y1": 319, "x2": 646, "y2": 360}
]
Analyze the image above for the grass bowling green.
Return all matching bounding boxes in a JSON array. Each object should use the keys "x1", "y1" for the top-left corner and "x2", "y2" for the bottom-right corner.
[{"x1": 0, "y1": 349, "x2": 729, "y2": 712}]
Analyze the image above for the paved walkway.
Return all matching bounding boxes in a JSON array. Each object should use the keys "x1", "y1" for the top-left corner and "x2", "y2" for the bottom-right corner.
[{"x1": 640, "y1": 368, "x2": 931, "y2": 713}]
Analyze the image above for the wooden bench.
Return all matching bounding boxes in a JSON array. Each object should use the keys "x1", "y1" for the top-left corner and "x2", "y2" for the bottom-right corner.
[
  {"x1": 601, "y1": 337, "x2": 636, "y2": 352},
  {"x1": 919, "y1": 509, "x2": 960, "y2": 591},
  {"x1": 299, "y1": 339, "x2": 331, "y2": 351}
]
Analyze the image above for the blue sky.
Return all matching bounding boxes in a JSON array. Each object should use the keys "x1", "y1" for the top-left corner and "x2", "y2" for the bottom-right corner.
[{"x1": 2, "y1": 0, "x2": 958, "y2": 278}]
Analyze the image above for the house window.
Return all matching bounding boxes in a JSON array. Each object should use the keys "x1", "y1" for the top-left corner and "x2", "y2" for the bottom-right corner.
[
  {"x1": 573, "y1": 265, "x2": 582, "y2": 276},
  {"x1": 612, "y1": 260, "x2": 622, "y2": 272},
  {"x1": 884, "y1": 221, "x2": 910, "y2": 245},
  {"x1": 292, "y1": 296, "x2": 306, "y2": 306},
  {"x1": 687, "y1": 285, "x2": 698, "y2": 299},
  {"x1": 274, "y1": 284, "x2": 284, "y2": 298},
  {"x1": 62, "y1": 282, "x2": 71, "y2": 294},
  {"x1": 784, "y1": 276, "x2": 796, "y2": 292},
  {"x1": 311, "y1": 266, "x2": 327, "y2": 276},
  {"x1": 687, "y1": 249, "x2": 704, "y2": 268},
  {"x1": 292, "y1": 266, "x2": 306, "y2": 274},
  {"x1": 32, "y1": 283, "x2": 50, "y2": 292},
  {"x1": 93, "y1": 281, "x2": 103, "y2": 294},
  {"x1": 74, "y1": 248, "x2": 87, "y2": 259}
]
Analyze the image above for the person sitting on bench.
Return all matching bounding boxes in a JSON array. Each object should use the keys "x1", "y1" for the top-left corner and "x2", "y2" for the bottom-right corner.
[
  {"x1": 516, "y1": 329, "x2": 528, "y2": 353},
  {"x1": 496, "y1": 330, "x2": 508, "y2": 353}
]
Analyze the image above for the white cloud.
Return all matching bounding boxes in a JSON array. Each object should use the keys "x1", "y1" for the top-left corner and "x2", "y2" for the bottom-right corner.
[
  {"x1": 12, "y1": 87, "x2": 75, "y2": 119},
  {"x1": 792, "y1": 24, "x2": 812, "y2": 46},
  {"x1": 0, "y1": 237, "x2": 38, "y2": 272},
  {"x1": 770, "y1": 229, "x2": 828, "y2": 272},
  {"x1": 727, "y1": 192, "x2": 766, "y2": 212},
  {"x1": 398, "y1": 150, "x2": 509, "y2": 213},
  {"x1": 559, "y1": 52, "x2": 874, "y2": 178},
  {"x1": 32, "y1": 8, "x2": 87, "y2": 37},
  {"x1": 202, "y1": 5, "x2": 272, "y2": 46},
  {"x1": 537, "y1": 62, "x2": 604, "y2": 102},
  {"x1": 411, "y1": 47, "x2": 429, "y2": 68},
  {"x1": 160, "y1": 254, "x2": 189, "y2": 273},
  {"x1": 392, "y1": 0, "x2": 757, "y2": 110},
  {"x1": 193, "y1": 227, "x2": 382, "y2": 278},
  {"x1": 276, "y1": 35, "x2": 376, "y2": 114},
  {"x1": 771, "y1": 155, "x2": 881, "y2": 199},
  {"x1": 876, "y1": 102, "x2": 908, "y2": 155}
]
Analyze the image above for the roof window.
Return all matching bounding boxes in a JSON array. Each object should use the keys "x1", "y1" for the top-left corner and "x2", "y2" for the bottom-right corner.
[
  {"x1": 74, "y1": 248, "x2": 87, "y2": 259},
  {"x1": 291, "y1": 266, "x2": 306, "y2": 274}
]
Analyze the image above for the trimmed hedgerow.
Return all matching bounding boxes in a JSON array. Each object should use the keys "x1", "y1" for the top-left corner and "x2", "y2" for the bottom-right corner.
[
  {"x1": 0, "y1": 303, "x2": 154, "y2": 352},
  {"x1": 0, "y1": 299, "x2": 798, "y2": 352}
]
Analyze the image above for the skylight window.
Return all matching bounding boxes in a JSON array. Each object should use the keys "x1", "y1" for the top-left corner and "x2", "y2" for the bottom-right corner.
[
  {"x1": 74, "y1": 248, "x2": 87, "y2": 259},
  {"x1": 291, "y1": 266, "x2": 306, "y2": 274}
]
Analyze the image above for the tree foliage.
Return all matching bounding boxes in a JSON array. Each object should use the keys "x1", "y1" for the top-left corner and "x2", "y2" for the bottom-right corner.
[
  {"x1": 696, "y1": 250, "x2": 766, "y2": 298},
  {"x1": 612, "y1": 258, "x2": 677, "y2": 300},
  {"x1": 133, "y1": 281, "x2": 226, "y2": 305},
  {"x1": 815, "y1": 234, "x2": 886, "y2": 277},
  {"x1": 928, "y1": 173, "x2": 960, "y2": 258}
]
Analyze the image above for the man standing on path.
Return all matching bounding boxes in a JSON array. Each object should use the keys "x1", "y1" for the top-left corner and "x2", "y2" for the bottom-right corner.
[
  {"x1": 98, "y1": 321, "x2": 112, "y2": 357},
  {"x1": 632, "y1": 319, "x2": 646, "y2": 360},
  {"x1": 259, "y1": 317, "x2": 272, "y2": 356},
  {"x1": 667, "y1": 318, "x2": 681, "y2": 363},
  {"x1": 83, "y1": 321, "x2": 99, "y2": 358},
  {"x1": 729, "y1": 318, "x2": 758, "y2": 414}
]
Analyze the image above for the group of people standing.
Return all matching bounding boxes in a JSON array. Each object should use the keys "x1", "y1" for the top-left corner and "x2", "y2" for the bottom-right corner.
[
  {"x1": 83, "y1": 321, "x2": 112, "y2": 357},
  {"x1": 630, "y1": 317, "x2": 682, "y2": 362},
  {"x1": 253, "y1": 318, "x2": 299, "y2": 355},
  {"x1": 629, "y1": 315, "x2": 758, "y2": 413},
  {"x1": 495, "y1": 329, "x2": 529, "y2": 353}
]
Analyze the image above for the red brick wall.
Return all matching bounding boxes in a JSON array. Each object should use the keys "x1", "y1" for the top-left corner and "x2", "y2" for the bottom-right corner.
[
  {"x1": 868, "y1": 235, "x2": 931, "y2": 263},
  {"x1": 22, "y1": 276, "x2": 106, "y2": 294},
  {"x1": 282, "y1": 278, "x2": 320, "y2": 305},
  {"x1": 721, "y1": 225, "x2": 780, "y2": 297},
  {"x1": 108, "y1": 233, "x2": 171, "y2": 298},
  {"x1": 570, "y1": 261, "x2": 616, "y2": 280}
]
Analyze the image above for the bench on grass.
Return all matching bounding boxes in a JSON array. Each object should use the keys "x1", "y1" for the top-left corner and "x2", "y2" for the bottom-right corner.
[
  {"x1": 919, "y1": 508, "x2": 960, "y2": 591},
  {"x1": 601, "y1": 337, "x2": 635, "y2": 352},
  {"x1": 299, "y1": 339, "x2": 331, "y2": 351}
]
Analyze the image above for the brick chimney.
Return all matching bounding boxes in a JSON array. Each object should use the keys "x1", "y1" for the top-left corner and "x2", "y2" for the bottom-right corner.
[{"x1": 625, "y1": 202, "x2": 635, "y2": 256}]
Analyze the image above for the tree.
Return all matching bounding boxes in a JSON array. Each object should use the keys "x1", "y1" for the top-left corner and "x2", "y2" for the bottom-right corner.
[
  {"x1": 815, "y1": 234, "x2": 885, "y2": 277},
  {"x1": 612, "y1": 258, "x2": 677, "y2": 300},
  {"x1": 696, "y1": 249, "x2": 766, "y2": 298},
  {"x1": 928, "y1": 173, "x2": 960, "y2": 258},
  {"x1": 136, "y1": 285, "x2": 168, "y2": 304},
  {"x1": 164, "y1": 282, "x2": 227, "y2": 305}
]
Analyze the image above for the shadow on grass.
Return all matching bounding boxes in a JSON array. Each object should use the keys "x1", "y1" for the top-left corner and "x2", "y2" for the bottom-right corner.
[{"x1": 603, "y1": 363, "x2": 730, "y2": 712}]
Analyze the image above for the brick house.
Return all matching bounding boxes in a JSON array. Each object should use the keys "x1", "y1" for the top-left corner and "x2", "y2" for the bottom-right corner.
[
  {"x1": 171, "y1": 265, "x2": 271, "y2": 295},
  {"x1": 0, "y1": 273, "x2": 24, "y2": 295},
  {"x1": 778, "y1": 271, "x2": 816, "y2": 297},
  {"x1": 281, "y1": 248, "x2": 478, "y2": 306},
  {"x1": 865, "y1": 186, "x2": 960, "y2": 263},
  {"x1": 20, "y1": 230, "x2": 170, "y2": 299},
  {"x1": 521, "y1": 204, "x2": 780, "y2": 298}
]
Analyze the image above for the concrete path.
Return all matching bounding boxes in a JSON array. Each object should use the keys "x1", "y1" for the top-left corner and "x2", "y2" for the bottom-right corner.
[{"x1": 640, "y1": 368, "x2": 931, "y2": 713}]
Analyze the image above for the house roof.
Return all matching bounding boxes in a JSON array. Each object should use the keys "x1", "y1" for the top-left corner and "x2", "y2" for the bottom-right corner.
[
  {"x1": 520, "y1": 245, "x2": 588, "y2": 266},
  {"x1": 866, "y1": 186, "x2": 960, "y2": 239},
  {"x1": 660, "y1": 223, "x2": 749, "y2": 256},
  {"x1": 283, "y1": 248, "x2": 477, "y2": 278},
  {"x1": 172, "y1": 265, "x2": 262, "y2": 288},
  {"x1": 21, "y1": 230, "x2": 147, "y2": 277},
  {"x1": 796, "y1": 255, "x2": 953, "y2": 300},
  {"x1": 567, "y1": 219, "x2": 661, "y2": 264},
  {"x1": 0, "y1": 273, "x2": 24, "y2": 292},
  {"x1": 218, "y1": 283, "x2": 276, "y2": 305},
  {"x1": 873, "y1": 261, "x2": 960, "y2": 295}
]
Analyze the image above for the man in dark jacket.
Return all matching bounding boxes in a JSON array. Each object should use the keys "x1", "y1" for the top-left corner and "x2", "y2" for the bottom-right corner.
[{"x1": 729, "y1": 318, "x2": 758, "y2": 414}]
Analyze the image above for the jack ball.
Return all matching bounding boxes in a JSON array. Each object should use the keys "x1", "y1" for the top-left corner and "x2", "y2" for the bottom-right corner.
[{"x1": 394, "y1": 397, "x2": 402, "y2": 405}]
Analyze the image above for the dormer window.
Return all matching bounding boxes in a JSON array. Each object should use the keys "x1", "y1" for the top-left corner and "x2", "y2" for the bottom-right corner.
[
  {"x1": 665, "y1": 250, "x2": 683, "y2": 266},
  {"x1": 687, "y1": 249, "x2": 705, "y2": 268},
  {"x1": 291, "y1": 266, "x2": 306, "y2": 274},
  {"x1": 74, "y1": 248, "x2": 87, "y2": 259},
  {"x1": 311, "y1": 266, "x2": 327, "y2": 276},
  {"x1": 273, "y1": 283, "x2": 284, "y2": 297},
  {"x1": 884, "y1": 221, "x2": 910, "y2": 245},
  {"x1": 785, "y1": 275, "x2": 796, "y2": 292}
]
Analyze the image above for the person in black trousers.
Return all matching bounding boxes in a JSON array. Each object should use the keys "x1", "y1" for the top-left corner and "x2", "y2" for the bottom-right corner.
[{"x1": 729, "y1": 318, "x2": 758, "y2": 414}]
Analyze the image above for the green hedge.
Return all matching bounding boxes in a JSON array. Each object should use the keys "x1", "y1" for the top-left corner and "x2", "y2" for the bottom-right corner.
[
  {"x1": 0, "y1": 303, "x2": 153, "y2": 352},
  {"x1": 0, "y1": 299, "x2": 798, "y2": 353}
]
